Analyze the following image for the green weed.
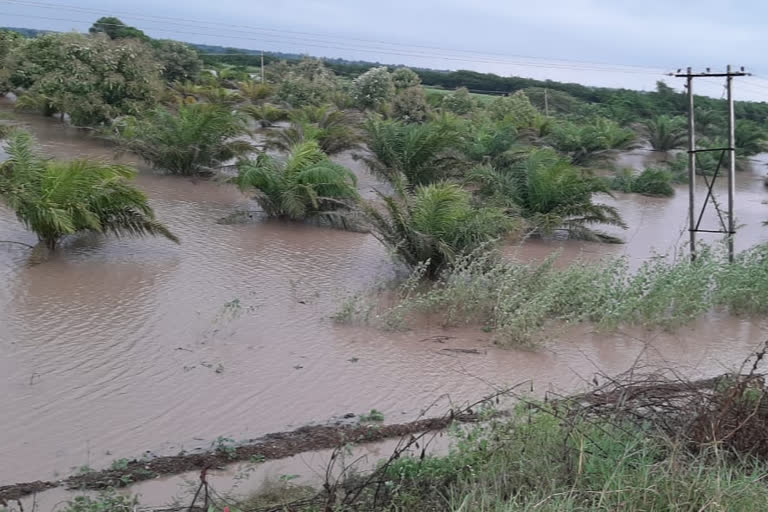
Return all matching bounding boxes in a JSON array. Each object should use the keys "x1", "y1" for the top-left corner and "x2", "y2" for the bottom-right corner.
[
  {"x1": 359, "y1": 409, "x2": 385, "y2": 422},
  {"x1": 341, "y1": 242, "x2": 768, "y2": 346}
]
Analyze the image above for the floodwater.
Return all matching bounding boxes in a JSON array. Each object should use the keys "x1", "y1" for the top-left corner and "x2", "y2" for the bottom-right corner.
[{"x1": 1, "y1": 110, "x2": 768, "y2": 489}]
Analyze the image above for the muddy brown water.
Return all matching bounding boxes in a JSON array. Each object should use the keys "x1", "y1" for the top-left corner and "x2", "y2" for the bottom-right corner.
[{"x1": 1, "y1": 109, "x2": 768, "y2": 487}]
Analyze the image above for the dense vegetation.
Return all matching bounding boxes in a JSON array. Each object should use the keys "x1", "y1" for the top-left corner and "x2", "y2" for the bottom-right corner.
[
  {"x1": 4, "y1": 18, "x2": 768, "y2": 512},
  {"x1": 339, "y1": 242, "x2": 768, "y2": 345},
  {"x1": 1, "y1": 17, "x2": 767, "y2": 265}
]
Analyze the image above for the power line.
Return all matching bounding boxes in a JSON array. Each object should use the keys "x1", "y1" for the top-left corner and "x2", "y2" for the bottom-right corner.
[
  {"x1": 0, "y1": 11, "x2": 672, "y2": 77},
  {"x1": 0, "y1": 0, "x2": 669, "y2": 75},
  {"x1": 0, "y1": 11, "x2": 663, "y2": 76}
]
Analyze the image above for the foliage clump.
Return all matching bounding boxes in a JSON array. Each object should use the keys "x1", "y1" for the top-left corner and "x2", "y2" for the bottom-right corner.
[
  {"x1": 360, "y1": 117, "x2": 461, "y2": 187},
  {"x1": 472, "y1": 148, "x2": 626, "y2": 242},
  {"x1": 391, "y1": 67, "x2": 421, "y2": 90},
  {"x1": 441, "y1": 87, "x2": 475, "y2": 115},
  {"x1": 352, "y1": 66, "x2": 395, "y2": 110},
  {"x1": 391, "y1": 86, "x2": 429, "y2": 123},
  {"x1": 361, "y1": 182, "x2": 516, "y2": 277},
  {"x1": 0, "y1": 132, "x2": 177, "y2": 250},
  {"x1": 112, "y1": 103, "x2": 253, "y2": 175},
  {"x1": 235, "y1": 141, "x2": 359, "y2": 224},
  {"x1": 345, "y1": 243, "x2": 768, "y2": 345},
  {"x1": 276, "y1": 59, "x2": 338, "y2": 108},
  {"x1": 5, "y1": 32, "x2": 162, "y2": 125},
  {"x1": 610, "y1": 167, "x2": 676, "y2": 197}
]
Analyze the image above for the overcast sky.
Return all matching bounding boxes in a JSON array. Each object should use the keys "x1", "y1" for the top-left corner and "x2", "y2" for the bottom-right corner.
[{"x1": 4, "y1": 0, "x2": 768, "y2": 100}]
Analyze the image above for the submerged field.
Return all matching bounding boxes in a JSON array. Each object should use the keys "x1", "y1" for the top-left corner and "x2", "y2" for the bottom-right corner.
[
  {"x1": 2, "y1": 21, "x2": 768, "y2": 509},
  {"x1": 1, "y1": 108, "x2": 768, "y2": 499}
]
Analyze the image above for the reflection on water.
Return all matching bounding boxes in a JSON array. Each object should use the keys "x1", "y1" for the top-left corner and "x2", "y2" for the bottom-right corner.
[{"x1": 1, "y1": 110, "x2": 767, "y2": 484}]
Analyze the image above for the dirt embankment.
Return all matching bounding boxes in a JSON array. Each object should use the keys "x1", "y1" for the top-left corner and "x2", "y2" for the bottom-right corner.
[{"x1": 0, "y1": 416, "x2": 462, "y2": 503}]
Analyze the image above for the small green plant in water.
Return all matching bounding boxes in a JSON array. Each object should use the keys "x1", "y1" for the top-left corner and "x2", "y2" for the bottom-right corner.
[
  {"x1": 359, "y1": 409, "x2": 385, "y2": 422},
  {"x1": 110, "y1": 458, "x2": 130, "y2": 471},
  {"x1": 214, "y1": 436, "x2": 238, "y2": 459}
]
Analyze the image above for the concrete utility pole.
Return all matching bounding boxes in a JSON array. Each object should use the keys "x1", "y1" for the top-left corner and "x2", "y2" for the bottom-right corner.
[
  {"x1": 673, "y1": 66, "x2": 749, "y2": 263},
  {"x1": 726, "y1": 65, "x2": 737, "y2": 262},
  {"x1": 686, "y1": 67, "x2": 696, "y2": 259},
  {"x1": 260, "y1": 50, "x2": 265, "y2": 83},
  {"x1": 544, "y1": 88, "x2": 549, "y2": 116}
]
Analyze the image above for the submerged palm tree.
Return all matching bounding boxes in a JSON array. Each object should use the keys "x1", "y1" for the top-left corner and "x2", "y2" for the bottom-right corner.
[
  {"x1": 234, "y1": 141, "x2": 359, "y2": 224},
  {"x1": 197, "y1": 86, "x2": 243, "y2": 107},
  {"x1": 360, "y1": 117, "x2": 462, "y2": 187},
  {"x1": 548, "y1": 118, "x2": 637, "y2": 167},
  {"x1": 0, "y1": 132, "x2": 177, "y2": 250},
  {"x1": 241, "y1": 103, "x2": 289, "y2": 128},
  {"x1": 112, "y1": 104, "x2": 253, "y2": 176},
  {"x1": 471, "y1": 148, "x2": 626, "y2": 243},
  {"x1": 641, "y1": 115, "x2": 687, "y2": 151},
  {"x1": 460, "y1": 119, "x2": 528, "y2": 168},
  {"x1": 266, "y1": 105, "x2": 362, "y2": 155},
  {"x1": 735, "y1": 120, "x2": 767, "y2": 156},
  {"x1": 362, "y1": 182, "x2": 514, "y2": 277},
  {"x1": 238, "y1": 81, "x2": 273, "y2": 103}
]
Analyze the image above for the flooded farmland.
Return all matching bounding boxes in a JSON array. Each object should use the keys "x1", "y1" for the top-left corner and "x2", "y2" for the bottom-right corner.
[{"x1": 1, "y1": 108, "x2": 767, "y2": 487}]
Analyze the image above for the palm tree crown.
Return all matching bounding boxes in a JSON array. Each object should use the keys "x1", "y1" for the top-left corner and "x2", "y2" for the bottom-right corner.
[
  {"x1": 360, "y1": 117, "x2": 462, "y2": 187},
  {"x1": 113, "y1": 103, "x2": 253, "y2": 176},
  {"x1": 471, "y1": 148, "x2": 626, "y2": 243},
  {"x1": 641, "y1": 115, "x2": 687, "y2": 151},
  {"x1": 235, "y1": 140, "x2": 359, "y2": 223},
  {"x1": 362, "y1": 182, "x2": 514, "y2": 277},
  {"x1": 266, "y1": 105, "x2": 362, "y2": 156},
  {"x1": 0, "y1": 132, "x2": 178, "y2": 250}
]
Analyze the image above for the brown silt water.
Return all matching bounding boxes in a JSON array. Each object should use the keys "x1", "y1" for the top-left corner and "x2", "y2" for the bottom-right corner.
[{"x1": 1, "y1": 109, "x2": 767, "y2": 485}]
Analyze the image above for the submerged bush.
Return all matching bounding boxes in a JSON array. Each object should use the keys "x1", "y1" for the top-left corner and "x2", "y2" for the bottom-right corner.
[
  {"x1": 641, "y1": 114, "x2": 687, "y2": 151},
  {"x1": 610, "y1": 167, "x2": 675, "y2": 197},
  {"x1": 548, "y1": 117, "x2": 637, "y2": 166},
  {"x1": 471, "y1": 148, "x2": 626, "y2": 243}
]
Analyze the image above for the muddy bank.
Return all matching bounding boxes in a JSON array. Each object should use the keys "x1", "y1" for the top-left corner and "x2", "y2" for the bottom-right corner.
[{"x1": 0, "y1": 413, "x2": 478, "y2": 503}]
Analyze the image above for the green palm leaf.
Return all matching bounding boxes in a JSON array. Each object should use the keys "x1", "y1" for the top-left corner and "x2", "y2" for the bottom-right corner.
[{"x1": 0, "y1": 131, "x2": 177, "y2": 249}]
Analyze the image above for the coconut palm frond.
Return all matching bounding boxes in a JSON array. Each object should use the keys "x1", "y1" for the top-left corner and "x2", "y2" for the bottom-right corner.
[
  {"x1": 0, "y1": 132, "x2": 177, "y2": 249},
  {"x1": 234, "y1": 140, "x2": 359, "y2": 226},
  {"x1": 111, "y1": 104, "x2": 253, "y2": 175},
  {"x1": 362, "y1": 182, "x2": 513, "y2": 277},
  {"x1": 361, "y1": 117, "x2": 463, "y2": 187},
  {"x1": 640, "y1": 115, "x2": 687, "y2": 151}
]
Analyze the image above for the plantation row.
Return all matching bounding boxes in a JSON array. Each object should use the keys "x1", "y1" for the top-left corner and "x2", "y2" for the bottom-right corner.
[{"x1": 1, "y1": 17, "x2": 766, "y2": 275}]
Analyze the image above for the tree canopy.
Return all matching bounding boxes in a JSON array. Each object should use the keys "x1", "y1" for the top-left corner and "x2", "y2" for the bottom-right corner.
[
  {"x1": 89, "y1": 17, "x2": 149, "y2": 41},
  {"x1": 5, "y1": 32, "x2": 162, "y2": 125}
]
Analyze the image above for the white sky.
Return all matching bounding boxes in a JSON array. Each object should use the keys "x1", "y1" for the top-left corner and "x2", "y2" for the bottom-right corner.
[{"x1": 3, "y1": 0, "x2": 768, "y2": 100}]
